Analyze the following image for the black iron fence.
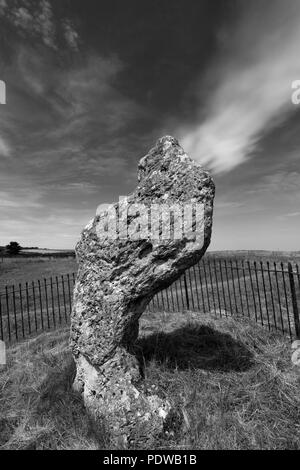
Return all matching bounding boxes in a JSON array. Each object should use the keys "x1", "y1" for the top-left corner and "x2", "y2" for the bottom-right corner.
[
  {"x1": 0, "y1": 258, "x2": 299, "y2": 344},
  {"x1": 147, "y1": 259, "x2": 300, "y2": 340},
  {"x1": 0, "y1": 274, "x2": 76, "y2": 344}
]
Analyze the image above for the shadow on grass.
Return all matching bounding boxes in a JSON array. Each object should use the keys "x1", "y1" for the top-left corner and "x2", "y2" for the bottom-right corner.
[
  {"x1": 0, "y1": 354, "x2": 108, "y2": 450},
  {"x1": 33, "y1": 356, "x2": 108, "y2": 449},
  {"x1": 136, "y1": 324, "x2": 254, "y2": 372}
]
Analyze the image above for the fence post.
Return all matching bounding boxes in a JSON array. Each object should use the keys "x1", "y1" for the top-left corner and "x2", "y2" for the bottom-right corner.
[
  {"x1": 0, "y1": 295, "x2": 3, "y2": 341},
  {"x1": 183, "y1": 272, "x2": 190, "y2": 310},
  {"x1": 288, "y1": 262, "x2": 300, "y2": 339}
]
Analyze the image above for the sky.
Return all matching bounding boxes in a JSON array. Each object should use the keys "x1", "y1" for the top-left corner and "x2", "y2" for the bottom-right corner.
[{"x1": 0, "y1": 0, "x2": 300, "y2": 251}]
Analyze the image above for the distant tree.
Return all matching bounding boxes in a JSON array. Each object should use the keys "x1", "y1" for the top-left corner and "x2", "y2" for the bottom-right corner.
[{"x1": 6, "y1": 241, "x2": 22, "y2": 256}]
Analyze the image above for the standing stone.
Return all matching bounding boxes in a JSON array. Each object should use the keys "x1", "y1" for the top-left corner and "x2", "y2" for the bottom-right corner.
[{"x1": 70, "y1": 136, "x2": 215, "y2": 447}]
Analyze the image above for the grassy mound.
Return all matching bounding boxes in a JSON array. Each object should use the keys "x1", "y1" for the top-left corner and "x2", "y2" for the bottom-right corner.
[{"x1": 1, "y1": 312, "x2": 299, "y2": 450}]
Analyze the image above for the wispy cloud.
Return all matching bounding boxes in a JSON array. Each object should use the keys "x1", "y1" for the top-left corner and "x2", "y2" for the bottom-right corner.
[
  {"x1": 283, "y1": 211, "x2": 300, "y2": 218},
  {"x1": 0, "y1": 189, "x2": 42, "y2": 208},
  {"x1": 0, "y1": 0, "x2": 79, "y2": 50},
  {"x1": 1, "y1": 47, "x2": 143, "y2": 170},
  {"x1": 250, "y1": 171, "x2": 300, "y2": 193},
  {"x1": 63, "y1": 20, "x2": 80, "y2": 51},
  {"x1": 177, "y1": 0, "x2": 300, "y2": 172}
]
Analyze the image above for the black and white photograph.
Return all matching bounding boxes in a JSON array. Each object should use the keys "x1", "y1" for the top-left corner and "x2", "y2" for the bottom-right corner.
[{"x1": 0, "y1": 0, "x2": 299, "y2": 454}]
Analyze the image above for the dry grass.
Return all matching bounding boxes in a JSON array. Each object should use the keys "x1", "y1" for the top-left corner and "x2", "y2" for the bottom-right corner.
[
  {"x1": 1, "y1": 311, "x2": 300, "y2": 450},
  {"x1": 0, "y1": 328, "x2": 103, "y2": 450},
  {"x1": 140, "y1": 311, "x2": 300, "y2": 449}
]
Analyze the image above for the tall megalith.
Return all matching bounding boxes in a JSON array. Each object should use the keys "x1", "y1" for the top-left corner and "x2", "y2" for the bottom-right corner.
[{"x1": 70, "y1": 136, "x2": 215, "y2": 446}]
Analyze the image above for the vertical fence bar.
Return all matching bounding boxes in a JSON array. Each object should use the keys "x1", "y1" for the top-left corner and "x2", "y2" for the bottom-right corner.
[
  {"x1": 253, "y1": 262, "x2": 264, "y2": 326},
  {"x1": 274, "y1": 262, "x2": 284, "y2": 334},
  {"x1": 260, "y1": 261, "x2": 271, "y2": 331},
  {"x1": 219, "y1": 259, "x2": 228, "y2": 317},
  {"x1": 202, "y1": 261, "x2": 211, "y2": 312},
  {"x1": 173, "y1": 284, "x2": 178, "y2": 311},
  {"x1": 172, "y1": 283, "x2": 178, "y2": 312},
  {"x1": 156, "y1": 291, "x2": 161, "y2": 311},
  {"x1": 25, "y1": 282, "x2": 32, "y2": 335},
  {"x1": 197, "y1": 262, "x2": 206, "y2": 312},
  {"x1": 32, "y1": 281, "x2": 38, "y2": 332},
  {"x1": 266, "y1": 262, "x2": 276, "y2": 331},
  {"x1": 168, "y1": 287, "x2": 173, "y2": 312},
  {"x1": 183, "y1": 273, "x2": 190, "y2": 310},
  {"x1": 12, "y1": 286, "x2": 18, "y2": 341},
  {"x1": 296, "y1": 264, "x2": 300, "y2": 292},
  {"x1": 152, "y1": 294, "x2": 157, "y2": 312},
  {"x1": 248, "y1": 261, "x2": 258, "y2": 322},
  {"x1": 207, "y1": 259, "x2": 217, "y2": 315},
  {"x1": 0, "y1": 295, "x2": 3, "y2": 341},
  {"x1": 242, "y1": 261, "x2": 250, "y2": 318},
  {"x1": 192, "y1": 265, "x2": 200, "y2": 309},
  {"x1": 187, "y1": 269, "x2": 195, "y2": 310},
  {"x1": 160, "y1": 290, "x2": 167, "y2": 312},
  {"x1": 176, "y1": 280, "x2": 184, "y2": 311},
  {"x1": 288, "y1": 262, "x2": 300, "y2": 339},
  {"x1": 165, "y1": 286, "x2": 171, "y2": 312},
  {"x1": 153, "y1": 294, "x2": 160, "y2": 311},
  {"x1": 281, "y1": 263, "x2": 292, "y2": 338},
  {"x1": 235, "y1": 260, "x2": 244, "y2": 315},
  {"x1": 178, "y1": 277, "x2": 185, "y2": 310},
  {"x1": 50, "y1": 277, "x2": 56, "y2": 328},
  {"x1": 229, "y1": 260, "x2": 239, "y2": 314},
  {"x1": 174, "y1": 279, "x2": 180, "y2": 311},
  {"x1": 18, "y1": 284, "x2": 25, "y2": 338},
  {"x1": 61, "y1": 275, "x2": 68, "y2": 322},
  {"x1": 213, "y1": 258, "x2": 222, "y2": 317},
  {"x1": 160, "y1": 289, "x2": 166, "y2": 312},
  {"x1": 44, "y1": 279, "x2": 50, "y2": 329},
  {"x1": 149, "y1": 298, "x2": 154, "y2": 313},
  {"x1": 5, "y1": 287, "x2": 11, "y2": 342},
  {"x1": 224, "y1": 260, "x2": 233, "y2": 315},
  {"x1": 56, "y1": 276, "x2": 62, "y2": 324},
  {"x1": 67, "y1": 274, "x2": 72, "y2": 316},
  {"x1": 38, "y1": 280, "x2": 44, "y2": 331}
]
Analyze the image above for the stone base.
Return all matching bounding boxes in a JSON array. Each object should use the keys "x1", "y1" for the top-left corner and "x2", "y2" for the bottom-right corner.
[{"x1": 73, "y1": 354, "x2": 171, "y2": 448}]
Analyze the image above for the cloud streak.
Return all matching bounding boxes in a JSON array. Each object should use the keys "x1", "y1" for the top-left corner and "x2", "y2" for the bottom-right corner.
[
  {"x1": 285, "y1": 212, "x2": 300, "y2": 218},
  {"x1": 178, "y1": 0, "x2": 300, "y2": 172},
  {"x1": 0, "y1": 0, "x2": 79, "y2": 50}
]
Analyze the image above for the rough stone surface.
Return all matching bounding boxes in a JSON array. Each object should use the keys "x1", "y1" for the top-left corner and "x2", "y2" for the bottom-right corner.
[{"x1": 70, "y1": 136, "x2": 215, "y2": 447}]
